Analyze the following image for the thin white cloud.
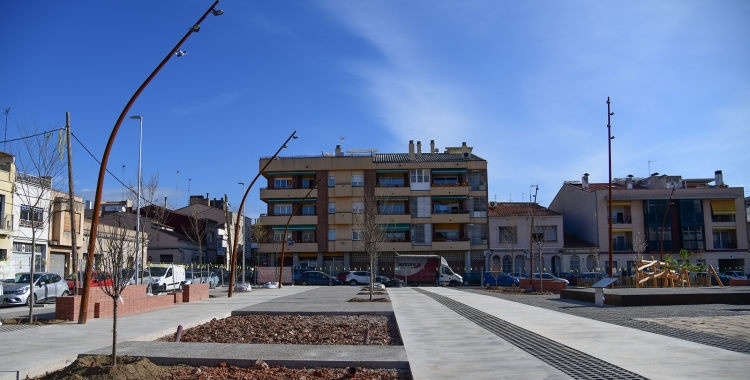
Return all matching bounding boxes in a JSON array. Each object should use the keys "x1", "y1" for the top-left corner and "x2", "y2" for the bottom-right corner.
[{"x1": 169, "y1": 90, "x2": 246, "y2": 115}]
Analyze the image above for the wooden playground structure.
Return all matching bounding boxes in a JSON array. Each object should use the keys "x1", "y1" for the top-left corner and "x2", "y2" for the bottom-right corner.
[{"x1": 635, "y1": 257, "x2": 723, "y2": 288}]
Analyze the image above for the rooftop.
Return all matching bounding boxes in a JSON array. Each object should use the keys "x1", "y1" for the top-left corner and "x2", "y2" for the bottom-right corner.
[
  {"x1": 373, "y1": 152, "x2": 485, "y2": 163},
  {"x1": 488, "y1": 202, "x2": 560, "y2": 217}
]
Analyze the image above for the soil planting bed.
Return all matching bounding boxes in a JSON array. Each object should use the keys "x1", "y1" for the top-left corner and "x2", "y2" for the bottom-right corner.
[
  {"x1": 157, "y1": 315, "x2": 402, "y2": 345},
  {"x1": 484, "y1": 287, "x2": 554, "y2": 295},
  {"x1": 29, "y1": 355, "x2": 411, "y2": 380}
]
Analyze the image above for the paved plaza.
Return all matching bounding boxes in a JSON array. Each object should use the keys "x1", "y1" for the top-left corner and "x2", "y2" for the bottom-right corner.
[{"x1": 0, "y1": 285, "x2": 748, "y2": 379}]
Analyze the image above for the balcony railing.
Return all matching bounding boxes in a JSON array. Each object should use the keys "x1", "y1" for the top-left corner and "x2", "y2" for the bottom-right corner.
[
  {"x1": 608, "y1": 216, "x2": 632, "y2": 224},
  {"x1": 613, "y1": 241, "x2": 633, "y2": 251}
]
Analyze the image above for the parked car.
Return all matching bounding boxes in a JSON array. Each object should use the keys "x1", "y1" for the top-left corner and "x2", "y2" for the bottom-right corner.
[
  {"x1": 695, "y1": 272, "x2": 730, "y2": 286},
  {"x1": 297, "y1": 271, "x2": 341, "y2": 286},
  {"x1": 121, "y1": 268, "x2": 153, "y2": 293},
  {"x1": 2, "y1": 273, "x2": 70, "y2": 306},
  {"x1": 148, "y1": 265, "x2": 186, "y2": 293},
  {"x1": 462, "y1": 272, "x2": 482, "y2": 286},
  {"x1": 511, "y1": 272, "x2": 529, "y2": 279},
  {"x1": 184, "y1": 271, "x2": 220, "y2": 288},
  {"x1": 65, "y1": 270, "x2": 113, "y2": 290},
  {"x1": 336, "y1": 271, "x2": 351, "y2": 282},
  {"x1": 483, "y1": 272, "x2": 520, "y2": 287},
  {"x1": 556, "y1": 272, "x2": 579, "y2": 286},
  {"x1": 578, "y1": 272, "x2": 606, "y2": 285},
  {"x1": 383, "y1": 278, "x2": 404, "y2": 288},
  {"x1": 293, "y1": 268, "x2": 315, "y2": 282},
  {"x1": 345, "y1": 271, "x2": 371, "y2": 286},
  {"x1": 375, "y1": 275, "x2": 389, "y2": 284},
  {"x1": 723, "y1": 270, "x2": 747, "y2": 280},
  {"x1": 531, "y1": 273, "x2": 569, "y2": 284}
]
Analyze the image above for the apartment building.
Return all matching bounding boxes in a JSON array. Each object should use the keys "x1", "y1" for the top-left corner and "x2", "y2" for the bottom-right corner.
[
  {"x1": 0, "y1": 153, "x2": 14, "y2": 279},
  {"x1": 257, "y1": 140, "x2": 489, "y2": 276},
  {"x1": 549, "y1": 171, "x2": 748, "y2": 274}
]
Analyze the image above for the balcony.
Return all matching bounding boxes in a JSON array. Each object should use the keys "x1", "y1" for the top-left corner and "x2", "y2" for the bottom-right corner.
[
  {"x1": 613, "y1": 241, "x2": 633, "y2": 252},
  {"x1": 430, "y1": 185, "x2": 469, "y2": 196},
  {"x1": 381, "y1": 242, "x2": 413, "y2": 252},
  {"x1": 608, "y1": 215, "x2": 632, "y2": 224},
  {"x1": 259, "y1": 215, "x2": 317, "y2": 226},
  {"x1": 375, "y1": 187, "x2": 411, "y2": 197},
  {"x1": 432, "y1": 240, "x2": 470, "y2": 251},
  {"x1": 380, "y1": 214, "x2": 411, "y2": 224},
  {"x1": 431, "y1": 212, "x2": 469, "y2": 224},
  {"x1": 260, "y1": 188, "x2": 317, "y2": 200}
]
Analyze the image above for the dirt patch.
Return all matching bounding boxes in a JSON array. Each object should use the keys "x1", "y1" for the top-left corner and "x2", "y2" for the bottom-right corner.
[
  {"x1": 30, "y1": 356, "x2": 410, "y2": 380},
  {"x1": 349, "y1": 297, "x2": 390, "y2": 302},
  {"x1": 356, "y1": 292, "x2": 387, "y2": 295},
  {"x1": 156, "y1": 315, "x2": 402, "y2": 345},
  {"x1": 1, "y1": 318, "x2": 68, "y2": 325}
]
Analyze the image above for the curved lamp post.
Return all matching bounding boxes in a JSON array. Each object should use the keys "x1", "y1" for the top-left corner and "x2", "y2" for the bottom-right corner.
[
  {"x1": 228, "y1": 131, "x2": 298, "y2": 297},
  {"x1": 79, "y1": 1, "x2": 223, "y2": 324},
  {"x1": 129, "y1": 115, "x2": 143, "y2": 285}
]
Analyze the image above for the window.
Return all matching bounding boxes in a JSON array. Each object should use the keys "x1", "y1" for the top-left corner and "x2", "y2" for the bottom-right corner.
[
  {"x1": 328, "y1": 175, "x2": 335, "y2": 187},
  {"x1": 713, "y1": 229, "x2": 736, "y2": 249},
  {"x1": 570, "y1": 255, "x2": 580, "y2": 273},
  {"x1": 20, "y1": 205, "x2": 44, "y2": 228},
  {"x1": 502, "y1": 256, "x2": 512, "y2": 273},
  {"x1": 411, "y1": 224, "x2": 432, "y2": 245},
  {"x1": 532, "y1": 226, "x2": 557, "y2": 241},
  {"x1": 605, "y1": 260, "x2": 618, "y2": 276},
  {"x1": 379, "y1": 203, "x2": 405, "y2": 214},
  {"x1": 648, "y1": 226, "x2": 672, "y2": 251},
  {"x1": 471, "y1": 197, "x2": 487, "y2": 212},
  {"x1": 302, "y1": 231, "x2": 315, "y2": 243},
  {"x1": 410, "y1": 169, "x2": 430, "y2": 183},
  {"x1": 328, "y1": 229, "x2": 336, "y2": 241},
  {"x1": 386, "y1": 231, "x2": 405, "y2": 242},
  {"x1": 352, "y1": 201, "x2": 364, "y2": 214},
  {"x1": 433, "y1": 176, "x2": 458, "y2": 186},
  {"x1": 681, "y1": 226, "x2": 704, "y2": 250},
  {"x1": 410, "y1": 197, "x2": 431, "y2": 217},
  {"x1": 328, "y1": 202, "x2": 335, "y2": 214},
  {"x1": 274, "y1": 178, "x2": 292, "y2": 188},
  {"x1": 274, "y1": 231, "x2": 286, "y2": 242},
  {"x1": 0, "y1": 249, "x2": 7, "y2": 261},
  {"x1": 274, "y1": 204, "x2": 292, "y2": 215},
  {"x1": 302, "y1": 204, "x2": 315, "y2": 215},
  {"x1": 352, "y1": 174, "x2": 364, "y2": 187},
  {"x1": 302, "y1": 178, "x2": 316, "y2": 188},
  {"x1": 378, "y1": 176, "x2": 404, "y2": 187},
  {"x1": 352, "y1": 229, "x2": 362, "y2": 241},
  {"x1": 469, "y1": 224, "x2": 488, "y2": 244},
  {"x1": 433, "y1": 201, "x2": 459, "y2": 214},
  {"x1": 498, "y1": 226, "x2": 517, "y2": 244}
]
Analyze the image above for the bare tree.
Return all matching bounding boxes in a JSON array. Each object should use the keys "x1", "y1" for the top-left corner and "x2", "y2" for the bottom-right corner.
[
  {"x1": 250, "y1": 221, "x2": 273, "y2": 283},
  {"x1": 183, "y1": 214, "x2": 207, "y2": 281},
  {"x1": 127, "y1": 173, "x2": 171, "y2": 271},
  {"x1": 95, "y1": 214, "x2": 137, "y2": 367},
  {"x1": 530, "y1": 224, "x2": 550, "y2": 292},
  {"x1": 352, "y1": 191, "x2": 393, "y2": 301},
  {"x1": 498, "y1": 217, "x2": 519, "y2": 287},
  {"x1": 631, "y1": 230, "x2": 648, "y2": 287},
  {"x1": 12, "y1": 126, "x2": 66, "y2": 323}
]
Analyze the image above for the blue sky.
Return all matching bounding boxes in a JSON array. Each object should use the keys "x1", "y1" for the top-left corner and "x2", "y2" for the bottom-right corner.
[{"x1": 1, "y1": 1, "x2": 748, "y2": 219}]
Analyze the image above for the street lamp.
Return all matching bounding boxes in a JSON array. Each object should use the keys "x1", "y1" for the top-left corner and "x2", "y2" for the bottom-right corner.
[
  {"x1": 129, "y1": 116, "x2": 143, "y2": 284},
  {"x1": 238, "y1": 182, "x2": 245, "y2": 284},
  {"x1": 607, "y1": 97, "x2": 614, "y2": 278}
]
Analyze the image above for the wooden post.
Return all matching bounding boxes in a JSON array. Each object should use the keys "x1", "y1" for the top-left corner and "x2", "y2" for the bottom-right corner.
[{"x1": 708, "y1": 264, "x2": 723, "y2": 287}]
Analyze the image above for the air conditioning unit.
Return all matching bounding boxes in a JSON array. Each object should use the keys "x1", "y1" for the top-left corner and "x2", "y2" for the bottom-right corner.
[{"x1": 489, "y1": 201, "x2": 497, "y2": 207}]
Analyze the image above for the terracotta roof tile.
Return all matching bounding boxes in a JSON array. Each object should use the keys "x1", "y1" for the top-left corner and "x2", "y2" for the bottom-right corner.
[
  {"x1": 563, "y1": 232, "x2": 597, "y2": 249},
  {"x1": 488, "y1": 202, "x2": 560, "y2": 217},
  {"x1": 373, "y1": 153, "x2": 485, "y2": 163}
]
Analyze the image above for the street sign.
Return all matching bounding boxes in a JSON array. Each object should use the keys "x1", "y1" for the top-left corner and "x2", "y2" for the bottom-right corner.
[{"x1": 591, "y1": 277, "x2": 619, "y2": 288}]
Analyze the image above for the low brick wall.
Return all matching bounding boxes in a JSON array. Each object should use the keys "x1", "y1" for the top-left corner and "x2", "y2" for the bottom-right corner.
[
  {"x1": 183, "y1": 283, "x2": 209, "y2": 302},
  {"x1": 730, "y1": 279, "x2": 750, "y2": 286},
  {"x1": 519, "y1": 279, "x2": 567, "y2": 294},
  {"x1": 55, "y1": 284, "x2": 179, "y2": 321}
]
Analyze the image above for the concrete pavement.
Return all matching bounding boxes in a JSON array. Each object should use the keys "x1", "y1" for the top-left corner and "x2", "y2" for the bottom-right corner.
[{"x1": 1, "y1": 285, "x2": 749, "y2": 379}]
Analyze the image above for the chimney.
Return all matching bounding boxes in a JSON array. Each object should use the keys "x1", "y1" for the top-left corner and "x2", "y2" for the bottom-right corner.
[
  {"x1": 626, "y1": 174, "x2": 634, "y2": 190},
  {"x1": 408, "y1": 140, "x2": 415, "y2": 161},
  {"x1": 335, "y1": 145, "x2": 342, "y2": 156},
  {"x1": 582, "y1": 173, "x2": 590, "y2": 191},
  {"x1": 715, "y1": 170, "x2": 723, "y2": 187},
  {"x1": 461, "y1": 142, "x2": 468, "y2": 156},
  {"x1": 430, "y1": 140, "x2": 435, "y2": 153},
  {"x1": 417, "y1": 141, "x2": 422, "y2": 155}
]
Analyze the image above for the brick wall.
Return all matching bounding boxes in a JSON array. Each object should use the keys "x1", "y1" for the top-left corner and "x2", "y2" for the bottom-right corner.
[
  {"x1": 183, "y1": 283, "x2": 209, "y2": 302},
  {"x1": 55, "y1": 284, "x2": 177, "y2": 321},
  {"x1": 518, "y1": 279, "x2": 567, "y2": 294},
  {"x1": 730, "y1": 279, "x2": 750, "y2": 286}
]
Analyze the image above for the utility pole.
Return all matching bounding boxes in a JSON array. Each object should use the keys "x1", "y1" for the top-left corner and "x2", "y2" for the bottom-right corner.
[
  {"x1": 65, "y1": 112, "x2": 79, "y2": 296},
  {"x1": 528, "y1": 185, "x2": 538, "y2": 277},
  {"x1": 607, "y1": 97, "x2": 614, "y2": 278}
]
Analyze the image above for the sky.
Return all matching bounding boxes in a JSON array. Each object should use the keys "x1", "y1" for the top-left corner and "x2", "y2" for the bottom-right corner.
[{"x1": 1, "y1": 0, "x2": 748, "y2": 220}]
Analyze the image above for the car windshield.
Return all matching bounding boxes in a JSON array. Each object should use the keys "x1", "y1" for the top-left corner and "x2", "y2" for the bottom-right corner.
[
  {"x1": 150, "y1": 267, "x2": 169, "y2": 276},
  {"x1": 14, "y1": 273, "x2": 43, "y2": 284}
]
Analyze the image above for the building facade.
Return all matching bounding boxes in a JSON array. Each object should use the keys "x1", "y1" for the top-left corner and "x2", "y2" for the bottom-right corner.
[
  {"x1": 549, "y1": 171, "x2": 749, "y2": 274},
  {"x1": 257, "y1": 140, "x2": 489, "y2": 276}
]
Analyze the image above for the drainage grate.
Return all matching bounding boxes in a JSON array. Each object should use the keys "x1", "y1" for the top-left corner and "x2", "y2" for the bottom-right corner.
[
  {"x1": 0, "y1": 324, "x2": 41, "y2": 334},
  {"x1": 413, "y1": 289, "x2": 647, "y2": 380}
]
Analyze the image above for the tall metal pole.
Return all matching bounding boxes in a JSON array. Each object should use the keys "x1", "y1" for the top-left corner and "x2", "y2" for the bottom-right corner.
[
  {"x1": 607, "y1": 97, "x2": 614, "y2": 278},
  {"x1": 80, "y1": 0, "x2": 222, "y2": 323},
  {"x1": 130, "y1": 116, "x2": 143, "y2": 284},
  {"x1": 238, "y1": 182, "x2": 245, "y2": 283},
  {"x1": 65, "y1": 113, "x2": 79, "y2": 295},
  {"x1": 228, "y1": 131, "x2": 298, "y2": 297}
]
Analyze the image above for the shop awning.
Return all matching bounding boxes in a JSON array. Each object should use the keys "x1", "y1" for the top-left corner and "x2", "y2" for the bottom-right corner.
[
  {"x1": 431, "y1": 168, "x2": 467, "y2": 174},
  {"x1": 267, "y1": 171, "x2": 317, "y2": 176},
  {"x1": 379, "y1": 224, "x2": 411, "y2": 231},
  {"x1": 271, "y1": 225, "x2": 317, "y2": 231},
  {"x1": 712, "y1": 227, "x2": 736, "y2": 231},
  {"x1": 267, "y1": 198, "x2": 317, "y2": 203},
  {"x1": 711, "y1": 200, "x2": 736, "y2": 215},
  {"x1": 432, "y1": 196, "x2": 467, "y2": 201},
  {"x1": 376, "y1": 169, "x2": 408, "y2": 173},
  {"x1": 608, "y1": 201, "x2": 631, "y2": 206},
  {"x1": 612, "y1": 228, "x2": 632, "y2": 233}
]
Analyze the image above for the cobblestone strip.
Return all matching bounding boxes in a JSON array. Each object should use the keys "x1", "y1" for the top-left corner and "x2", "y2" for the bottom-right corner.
[
  {"x1": 414, "y1": 289, "x2": 647, "y2": 380},
  {"x1": 464, "y1": 289, "x2": 750, "y2": 355}
]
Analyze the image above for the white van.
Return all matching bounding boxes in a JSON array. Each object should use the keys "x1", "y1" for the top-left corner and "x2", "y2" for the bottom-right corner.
[{"x1": 148, "y1": 265, "x2": 186, "y2": 293}]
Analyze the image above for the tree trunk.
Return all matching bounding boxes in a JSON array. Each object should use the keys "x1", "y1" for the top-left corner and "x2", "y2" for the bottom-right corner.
[
  {"x1": 369, "y1": 257, "x2": 375, "y2": 301},
  {"x1": 112, "y1": 298, "x2": 118, "y2": 366},
  {"x1": 28, "y1": 236, "x2": 36, "y2": 323}
]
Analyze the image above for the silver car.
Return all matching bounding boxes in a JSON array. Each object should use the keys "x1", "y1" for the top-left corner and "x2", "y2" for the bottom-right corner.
[
  {"x1": 184, "y1": 271, "x2": 219, "y2": 288},
  {"x1": 2, "y1": 272, "x2": 70, "y2": 306}
]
